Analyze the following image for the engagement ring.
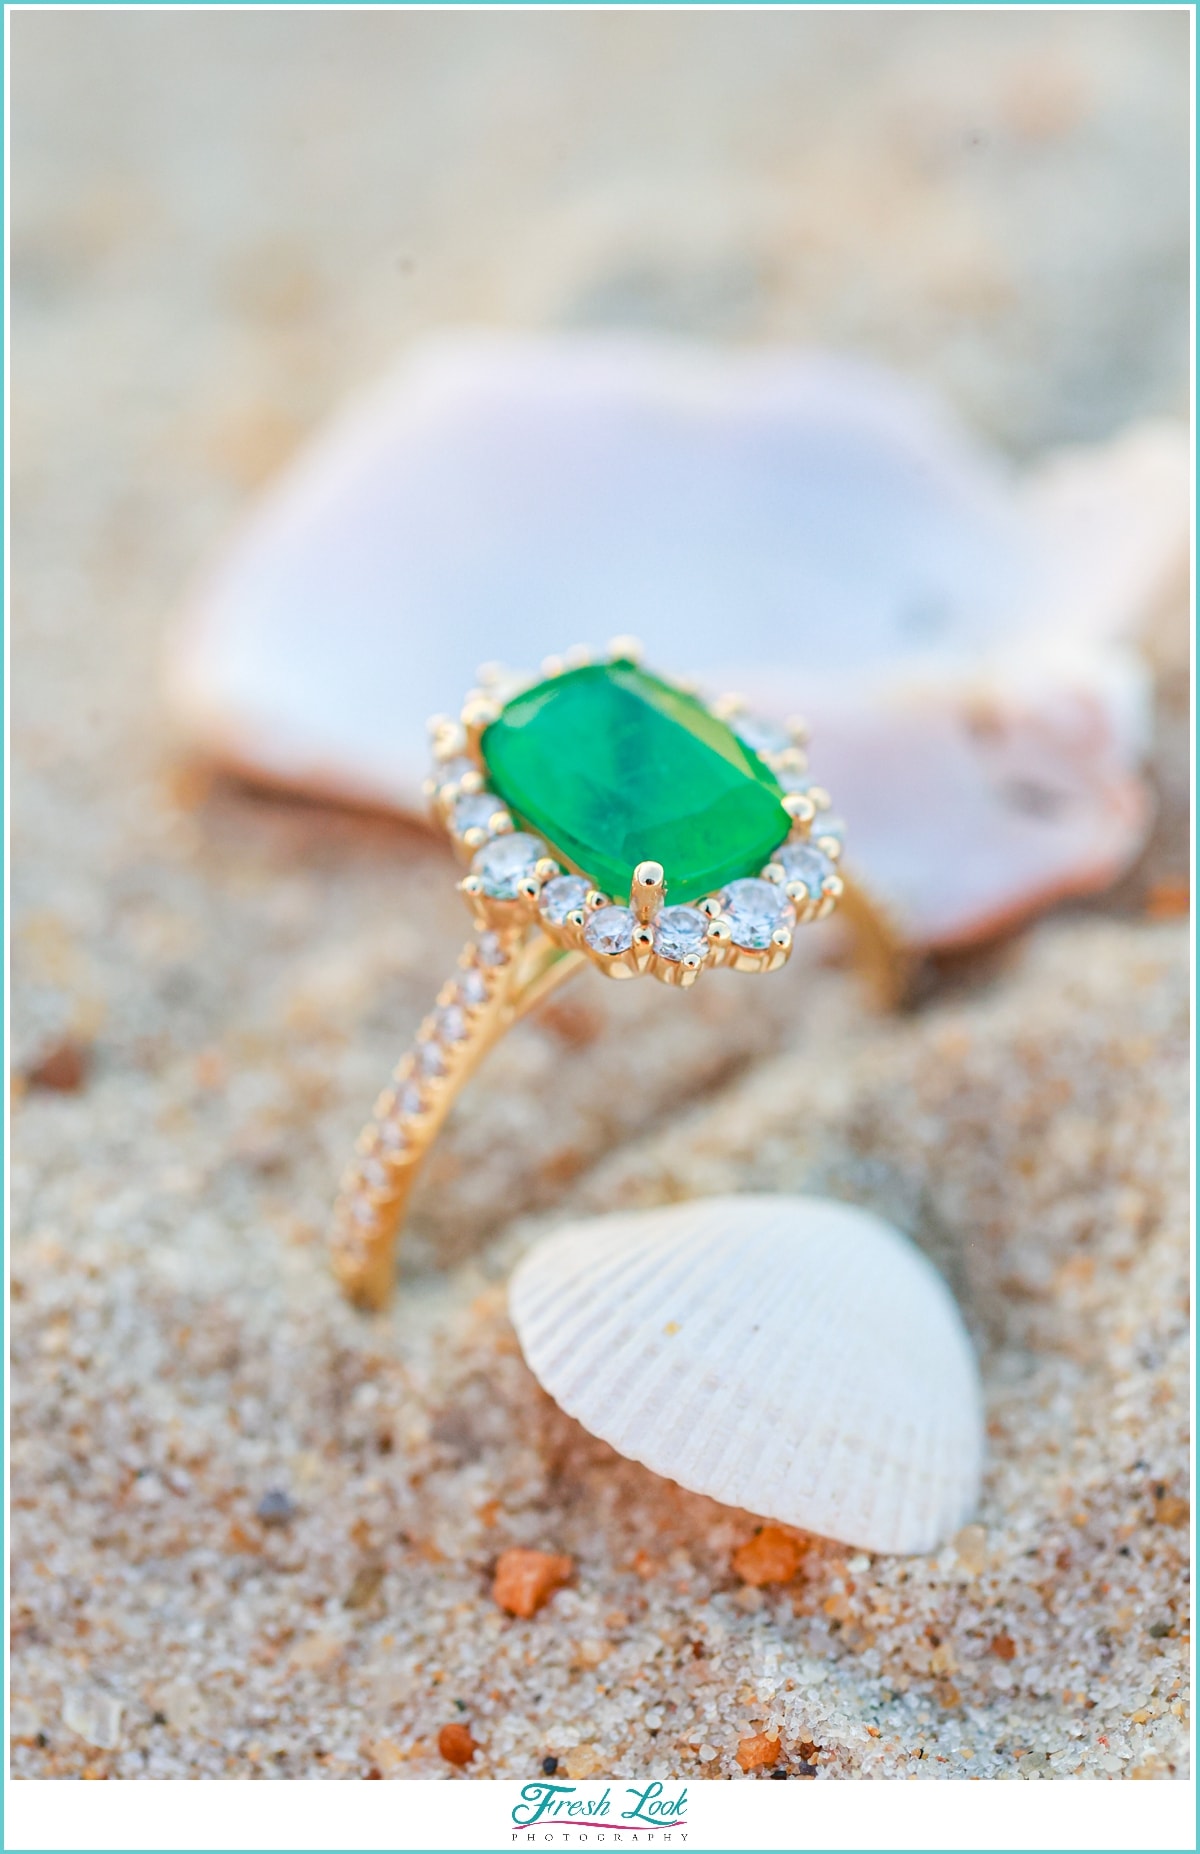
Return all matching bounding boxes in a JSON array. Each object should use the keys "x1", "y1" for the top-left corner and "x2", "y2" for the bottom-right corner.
[{"x1": 331, "y1": 641, "x2": 857, "y2": 1307}]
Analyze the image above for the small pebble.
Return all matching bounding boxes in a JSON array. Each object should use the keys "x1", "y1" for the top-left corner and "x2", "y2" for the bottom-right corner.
[
  {"x1": 492, "y1": 1548, "x2": 573, "y2": 1618},
  {"x1": 289, "y1": 1631, "x2": 344, "y2": 1672},
  {"x1": 1153, "y1": 1492, "x2": 1189, "y2": 1528},
  {"x1": 542, "y1": 1754, "x2": 558, "y2": 1775},
  {"x1": 25, "y1": 1037, "x2": 90, "y2": 1093},
  {"x1": 343, "y1": 1562, "x2": 385, "y2": 1609},
  {"x1": 732, "y1": 1525, "x2": 806, "y2": 1587},
  {"x1": 563, "y1": 1744, "x2": 604, "y2": 1779},
  {"x1": 255, "y1": 1488, "x2": 296, "y2": 1527},
  {"x1": 438, "y1": 1722, "x2": 477, "y2": 1767},
  {"x1": 150, "y1": 1678, "x2": 205, "y2": 1731},
  {"x1": 572, "y1": 1637, "x2": 610, "y2": 1669},
  {"x1": 954, "y1": 1524, "x2": 988, "y2": 1576},
  {"x1": 736, "y1": 1731, "x2": 780, "y2": 1772},
  {"x1": 62, "y1": 1686, "x2": 122, "y2": 1751}
]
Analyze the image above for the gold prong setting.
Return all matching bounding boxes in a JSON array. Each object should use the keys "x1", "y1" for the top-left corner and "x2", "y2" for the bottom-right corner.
[
  {"x1": 427, "y1": 657, "x2": 845, "y2": 986},
  {"x1": 631, "y1": 860, "x2": 665, "y2": 923}
]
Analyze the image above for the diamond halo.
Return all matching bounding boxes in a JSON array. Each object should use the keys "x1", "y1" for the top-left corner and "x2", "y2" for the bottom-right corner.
[{"x1": 423, "y1": 641, "x2": 844, "y2": 989}]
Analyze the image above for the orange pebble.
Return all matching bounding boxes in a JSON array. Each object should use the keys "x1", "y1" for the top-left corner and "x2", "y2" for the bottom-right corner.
[
  {"x1": 25, "y1": 1037, "x2": 89, "y2": 1093},
  {"x1": 492, "y1": 1548, "x2": 573, "y2": 1618},
  {"x1": 1146, "y1": 878, "x2": 1190, "y2": 920},
  {"x1": 437, "y1": 1722, "x2": 477, "y2": 1767},
  {"x1": 736, "y1": 1732, "x2": 781, "y2": 1773},
  {"x1": 1153, "y1": 1493, "x2": 1190, "y2": 1529},
  {"x1": 732, "y1": 1525, "x2": 806, "y2": 1587}
]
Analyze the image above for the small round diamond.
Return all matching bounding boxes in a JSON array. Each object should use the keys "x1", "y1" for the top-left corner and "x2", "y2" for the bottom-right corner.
[
  {"x1": 397, "y1": 1080, "x2": 424, "y2": 1117},
  {"x1": 653, "y1": 905, "x2": 710, "y2": 963},
  {"x1": 771, "y1": 840, "x2": 837, "y2": 900},
  {"x1": 735, "y1": 713, "x2": 791, "y2": 757},
  {"x1": 458, "y1": 968, "x2": 488, "y2": 1006},
  {"x1": 435, "y1": 1003, "x2": 468, "y2": 1044},
  {"x1": 776, "y1": 765, "x2": 814, "y2": 796},
  {"x1": 453, "y1": 790, "x2": 505, "y2": 837},
  {"x1": 476, "y1": 931, "x2": 506, "y2": 967},
  {"x1": 433, "y1": 755, "x2": 474, "y2": 790},
  {"x1": 417, "y1": 1039, "x2": 445, "y2": 1078},
  {"x1": 379, "y1": 1117, "x2": 409, "y2": 1153},
  {"x1": 812, "y1": 814, "x2": 845, "y2": 849},
  {"x1": 584, "y1": 905, "x2": 636, "y2": 957},
  {"x1": 473, "y1": 832, "x2": 547, "y2": 899},
  {"x1": 720, "y1": 877, "x2": 795, "y2": 950},
  {"x1": 540, "y1": 874, "x2": 590, "y2": 925}
]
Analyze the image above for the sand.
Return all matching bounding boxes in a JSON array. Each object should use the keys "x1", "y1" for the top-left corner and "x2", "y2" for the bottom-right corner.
[{"x1": 10, "y1": 9, "x2": 1189, "y2": 1782}]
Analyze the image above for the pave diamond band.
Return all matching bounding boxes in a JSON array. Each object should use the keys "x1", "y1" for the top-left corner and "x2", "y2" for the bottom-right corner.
[{"x1": 330, "y1": 926, "x2": 584, "y2": 1308}]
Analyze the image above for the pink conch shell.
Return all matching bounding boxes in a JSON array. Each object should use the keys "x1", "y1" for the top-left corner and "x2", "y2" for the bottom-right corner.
[{"x1": 166, "y1": 335, "x2": 1185, "y2": 948}]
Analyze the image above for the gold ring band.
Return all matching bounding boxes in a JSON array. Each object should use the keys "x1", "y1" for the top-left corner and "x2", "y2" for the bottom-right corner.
[{"x1": 331, "y1": 925, "x2": 581, "y2": 1308}]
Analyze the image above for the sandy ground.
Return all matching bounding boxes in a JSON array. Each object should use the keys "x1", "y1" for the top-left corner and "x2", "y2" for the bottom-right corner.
[{"x1": 10, "y1": 10, "x2": 1190, "y2": 1781}]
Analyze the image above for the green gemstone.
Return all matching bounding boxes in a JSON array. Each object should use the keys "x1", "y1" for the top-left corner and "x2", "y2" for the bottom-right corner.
[{"x1": 481, "y1": 660, "x2": 790, "y2": 903}]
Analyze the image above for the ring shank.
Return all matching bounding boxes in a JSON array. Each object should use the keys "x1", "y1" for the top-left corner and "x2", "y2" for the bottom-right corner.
[{"x1": 330, "y1": 927, "x2": 584, "y2": 1308}]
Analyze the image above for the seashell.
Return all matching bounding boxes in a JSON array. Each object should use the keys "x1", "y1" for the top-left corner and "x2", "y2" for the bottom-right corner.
[
  {"x1": 167, "y1": 334, "x2": 1185, "y2": 946},
  {"x1": 509, "y1": 1194, "x2": 983, "y2": 1556},
  {"x1": 777, "y1": 647, "x2": 1153, "y2": 949}
]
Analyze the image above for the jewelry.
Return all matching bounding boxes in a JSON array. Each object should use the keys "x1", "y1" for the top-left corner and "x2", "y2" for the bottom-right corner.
[{"x1": 331, "y1": 640, "x2": 858, "y2": 1308}]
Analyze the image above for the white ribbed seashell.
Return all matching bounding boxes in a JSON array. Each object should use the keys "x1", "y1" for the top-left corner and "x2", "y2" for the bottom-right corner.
[{"x1": 510, "y1": 1194, "x2": 983, "y2": 1556}]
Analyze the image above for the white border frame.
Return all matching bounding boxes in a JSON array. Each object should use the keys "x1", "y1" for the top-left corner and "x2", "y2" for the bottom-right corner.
[{"x1": 4, "y1": 4, "x2": 1195, "y2": 1851}]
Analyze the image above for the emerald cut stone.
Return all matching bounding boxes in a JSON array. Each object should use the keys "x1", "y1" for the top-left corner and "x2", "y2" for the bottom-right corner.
[{"x1": 480, "y1": 660, "x2": 791, "y2": 902}]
